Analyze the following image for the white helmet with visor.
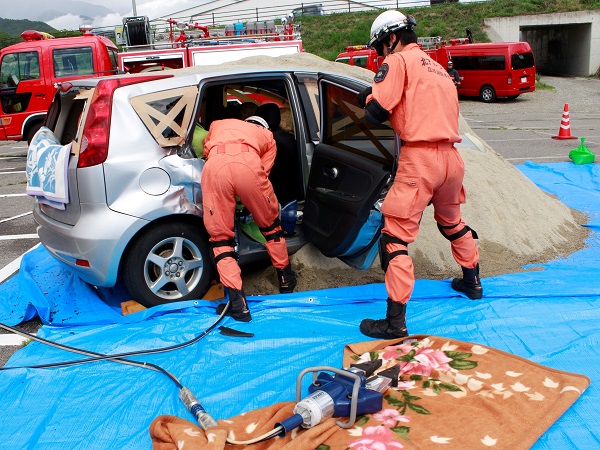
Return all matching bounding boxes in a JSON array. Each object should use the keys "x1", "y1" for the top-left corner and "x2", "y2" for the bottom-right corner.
[
  {"x1": 245, "y1": 115, "x2": 270, "y2": 130},
  {"x1": 368, "y1": 10, "x2": 416, "y2": 56}
]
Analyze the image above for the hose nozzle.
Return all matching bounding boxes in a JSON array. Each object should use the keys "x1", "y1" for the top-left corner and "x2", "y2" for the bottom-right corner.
[{"x1": 179, "y1": 387, "x2": 218, "y2": 430}]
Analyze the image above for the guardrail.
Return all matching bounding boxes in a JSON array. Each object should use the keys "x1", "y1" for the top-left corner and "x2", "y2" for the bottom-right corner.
[
  {"x1": 93, "y1": 0, "x2": 488, "y2": 39},
  {"x1": 167, "y1": 1, "x2": 479, "y2": 26}
]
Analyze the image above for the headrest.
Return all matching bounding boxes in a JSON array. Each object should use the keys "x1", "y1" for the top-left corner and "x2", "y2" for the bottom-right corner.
[{"x1": 255, "y1": 103, "x2": 281, "y2": 131}]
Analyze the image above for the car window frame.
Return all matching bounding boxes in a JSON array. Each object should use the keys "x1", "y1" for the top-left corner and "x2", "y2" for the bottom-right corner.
[{"x1": 318, "y1": 76, "x2": 395, "y2": 168}]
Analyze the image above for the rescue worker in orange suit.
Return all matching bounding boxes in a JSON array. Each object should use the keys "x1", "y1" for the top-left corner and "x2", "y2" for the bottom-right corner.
[
  {"x1": 201, "y1": 116, "x2": 297, "y2": 322},
  {"x1": 357, "y1": 10, "x2": 482, "y2": 339}
]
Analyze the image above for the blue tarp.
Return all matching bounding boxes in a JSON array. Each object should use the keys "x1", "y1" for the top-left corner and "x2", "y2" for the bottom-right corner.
[{"x1": 1, "y1": 161, "x2": 599, "y2": 449}]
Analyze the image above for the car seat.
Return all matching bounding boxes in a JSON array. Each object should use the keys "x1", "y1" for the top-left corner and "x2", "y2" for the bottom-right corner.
[{"x1": 255, "y1": 103, "x2": 301, "y2": 205}]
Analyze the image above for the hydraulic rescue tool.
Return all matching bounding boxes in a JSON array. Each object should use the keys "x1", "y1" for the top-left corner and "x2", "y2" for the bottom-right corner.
[
  {"x1": 276, "y1": 364, "x2": 393, "y2": 435},
  {"x1": 180, "y1": 362, "x2": 395, "y2": 445}
]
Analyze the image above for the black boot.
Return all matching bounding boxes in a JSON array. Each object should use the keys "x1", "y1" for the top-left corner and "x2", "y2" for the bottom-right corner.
[
  {"x1": 276, "y1": 264, "x2": 297, "y2": 294},
  {"x1": 360, "y1": 299, "x2": 408, "y2": 339},
  {"x1": 216, "y1": 288, "x2": 252, "y2": 322},
  {"x1": 451, "y1": 264, "x2": 483, "y2": 300}
]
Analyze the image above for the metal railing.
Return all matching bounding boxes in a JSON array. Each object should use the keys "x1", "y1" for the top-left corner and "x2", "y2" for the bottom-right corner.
[{"x1": 92, "y1": 0, "x2": 487, "y2": 39}]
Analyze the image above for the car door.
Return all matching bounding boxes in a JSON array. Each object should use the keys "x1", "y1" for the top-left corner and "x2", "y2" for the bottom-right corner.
[{"x1": 302, "y1": 74, "x2": 397, "y2": 268}]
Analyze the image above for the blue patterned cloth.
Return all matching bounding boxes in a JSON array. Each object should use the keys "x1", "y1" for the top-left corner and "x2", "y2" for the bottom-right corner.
[{"x1": 26, "y1": 126, "x2": 71, "y2": 209}]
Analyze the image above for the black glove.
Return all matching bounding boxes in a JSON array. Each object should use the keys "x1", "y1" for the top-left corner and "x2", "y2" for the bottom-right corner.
[{"x1": 357, "y1": 86, "x2": 372, "y2": 108}]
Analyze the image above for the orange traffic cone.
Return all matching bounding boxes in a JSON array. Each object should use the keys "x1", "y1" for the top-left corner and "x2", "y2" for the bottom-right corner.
[{"x1": 552, "y1": 103, "x2": 577, "y2": 140}]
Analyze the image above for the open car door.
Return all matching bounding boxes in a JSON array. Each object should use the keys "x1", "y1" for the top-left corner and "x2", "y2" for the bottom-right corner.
[{"x1": 303, "y1": 75, "x2": 397, "y2": 269}]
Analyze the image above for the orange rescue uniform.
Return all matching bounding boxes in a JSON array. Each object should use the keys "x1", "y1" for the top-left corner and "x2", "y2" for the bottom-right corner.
[
  {"x1": 202, "y1": 119, "x2": 290, "y2": 290},
  {"x1": 368, "y1": 43, "x2": 479, "y2": 305}
]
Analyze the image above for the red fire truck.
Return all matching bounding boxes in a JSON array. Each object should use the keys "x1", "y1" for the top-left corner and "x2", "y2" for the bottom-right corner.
[
  {"x1": 0, "y1": 29, "x2": 119, "y2": 142},
  {"x1": 336, "y1": 35, "x2": 536, "y2": 103},
  {"x1": 117, "y1": 17, "x2": 303, "y2": 74}
]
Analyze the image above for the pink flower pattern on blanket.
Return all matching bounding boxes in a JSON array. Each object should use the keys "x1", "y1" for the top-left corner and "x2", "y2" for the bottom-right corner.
[
  {"x1": 348, "y1": 426, "x2": 405, "y2": 449},
  {"x1": 382, "y1": 344, "x2": 453, "y2": 376},
  {"x1": 348, "y1": 337, "x2": 479, "y2": 440},
  {"x1": 372, "y1": 409, "x2": 411, "y2": 427}
]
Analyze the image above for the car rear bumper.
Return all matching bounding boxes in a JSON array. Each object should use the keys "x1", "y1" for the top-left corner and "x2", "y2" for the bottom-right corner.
[
  {"x1": 33, "y1": 202, "x2": 148, "y2": 287},
  {"x1": 497, "y1": 84, "x2": 535, "y2": 96}
]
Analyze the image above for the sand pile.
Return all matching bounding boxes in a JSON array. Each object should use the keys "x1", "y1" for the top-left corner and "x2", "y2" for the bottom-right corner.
[{"x1": 211, "y1": 53, "x2": 588, "y2": 295}]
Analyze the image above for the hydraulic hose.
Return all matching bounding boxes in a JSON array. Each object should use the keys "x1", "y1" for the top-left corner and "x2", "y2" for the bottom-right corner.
[
  {"x1": 0, "y1": 301, "x2": 229, "y2": 373},
  {"x1": 0, "y1": 301, "x2": 289, "y2": 444},
  {"x1": 0, "y1": 302, "x2": 231, "y2": 426}
]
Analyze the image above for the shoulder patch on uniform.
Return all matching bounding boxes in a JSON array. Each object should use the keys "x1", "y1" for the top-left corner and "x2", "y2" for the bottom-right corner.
[{"x1": 374, "y1": 63, "x2": 389, "y2": 83}]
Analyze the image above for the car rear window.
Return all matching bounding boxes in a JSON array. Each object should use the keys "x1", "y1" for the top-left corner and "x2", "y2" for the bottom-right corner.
[
  {"x1": 47, "y1": 88, "x2": 91, "y2": 146},
  {"x1": 131, "y1": 86, "x2": 198, "y2": 147},
  {"x1": 511, "y1": 51, "x2": 535, "y2": 70}
]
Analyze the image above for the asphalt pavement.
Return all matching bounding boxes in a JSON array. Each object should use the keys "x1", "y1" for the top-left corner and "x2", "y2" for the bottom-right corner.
[
  {"x1": 459, "y1": 75, "x2": 600, "y2": 163},
  {"x1": 1, "y1": 74, "x2": 599, "y2": 366},
  {"x1": 0, "y1": 140, "x2": 40, "y2": 365}
]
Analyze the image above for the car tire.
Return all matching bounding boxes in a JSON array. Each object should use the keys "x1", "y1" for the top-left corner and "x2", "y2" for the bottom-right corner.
[
  {"x1": 123, "y1": 222, "x2": 215, "y2": 308},
  {"x1": 479, "y1": 85, "x2": 497, "y2": 103}
]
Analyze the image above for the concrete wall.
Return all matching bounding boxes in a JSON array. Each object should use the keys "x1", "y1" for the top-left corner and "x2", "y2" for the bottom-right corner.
[{"x1": 485, "y1": 11, "x2": 600, "y2": 76}]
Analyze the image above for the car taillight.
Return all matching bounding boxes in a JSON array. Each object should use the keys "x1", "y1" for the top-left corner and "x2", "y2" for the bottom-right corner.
[
  {"x1": 508, "y1": 73, "x2": 512, "y2": 85},
  {"x1": 58, "y1": 82, "x2": 74, "y2": 93},
  {"x1": 78, "y1": 74, "x2": 173, "y2": 168}
]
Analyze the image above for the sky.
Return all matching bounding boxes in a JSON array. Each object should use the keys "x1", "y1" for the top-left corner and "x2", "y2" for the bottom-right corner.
[
  {"x1": 85, "y1": 0, "x2": 208, "y2": 18},
  {"x1": 51, "y1": 1, "x2": 209, "y2": 30}
]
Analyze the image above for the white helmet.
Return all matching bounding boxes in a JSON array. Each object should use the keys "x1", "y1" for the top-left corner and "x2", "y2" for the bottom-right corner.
[
  {"x1": 245, "y1": 115, "x2": 270, "y2": 130},
  {"x1": 368, "y1": 10, "x2": 416, "y2": 49}
]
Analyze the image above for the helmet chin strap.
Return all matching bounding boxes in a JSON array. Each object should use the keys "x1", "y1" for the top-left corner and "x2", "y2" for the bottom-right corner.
[{"x1": 388, "y1": 31, "x2": 402, "y2": 54}]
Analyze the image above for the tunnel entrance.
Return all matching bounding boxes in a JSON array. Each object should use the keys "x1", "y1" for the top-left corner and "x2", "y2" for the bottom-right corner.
[{"x1": 521, "y1": 23, "x2": 592, "y2": 76}]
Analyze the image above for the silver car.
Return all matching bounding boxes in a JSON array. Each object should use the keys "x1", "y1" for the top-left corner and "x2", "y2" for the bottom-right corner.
[{"x1": 33, "y1": 67, "x2": 397, "y2": 307}]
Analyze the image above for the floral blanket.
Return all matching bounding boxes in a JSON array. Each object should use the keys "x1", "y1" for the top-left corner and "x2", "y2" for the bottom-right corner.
[{"x1": 150, "y1": 335, "x2": 589, "y2": 449}]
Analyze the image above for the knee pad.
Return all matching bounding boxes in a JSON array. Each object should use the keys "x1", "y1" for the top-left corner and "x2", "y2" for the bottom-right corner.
[
  {"x1": 379, "y1": 233, "x2": 408, "y2": 273},
  {"x1": 259, "y1": 218, "x2": 284, "y2": 243},
  {"x1": 210, "y1": 238, "x2": 238, "y2": 264},
  {"x1": 437, "y1": 222, "x2": 479, "y2": 241}
]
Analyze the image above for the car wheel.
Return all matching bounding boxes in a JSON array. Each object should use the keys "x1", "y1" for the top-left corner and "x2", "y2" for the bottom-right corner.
[
  {"x1": 123, "y1": 223, "x2": 214, "y2": 308},
  {"x1": 479, "y1": 85, "x2": 497, "y2": 103}
]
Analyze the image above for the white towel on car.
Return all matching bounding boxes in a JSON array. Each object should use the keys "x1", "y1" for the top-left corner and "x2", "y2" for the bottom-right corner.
[{"x1": 26, "y1": 126, "x2": 71, "y2": 209}]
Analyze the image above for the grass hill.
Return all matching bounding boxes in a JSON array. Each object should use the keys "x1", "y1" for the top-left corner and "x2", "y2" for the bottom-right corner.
[
  {"x1": 298, "y1": 0, "x2": 600, "y2": 61},
  {"x1": 0, "y1": 18, "x2": 57, "y2": 49},
  {"x1": 0, "y1": 18, "x2": 55, "y2": 36}
]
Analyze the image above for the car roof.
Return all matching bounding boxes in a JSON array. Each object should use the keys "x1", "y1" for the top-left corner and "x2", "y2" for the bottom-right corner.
[{"x1": 64, "y1": 57, "x2": 374, "y2": 89}]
